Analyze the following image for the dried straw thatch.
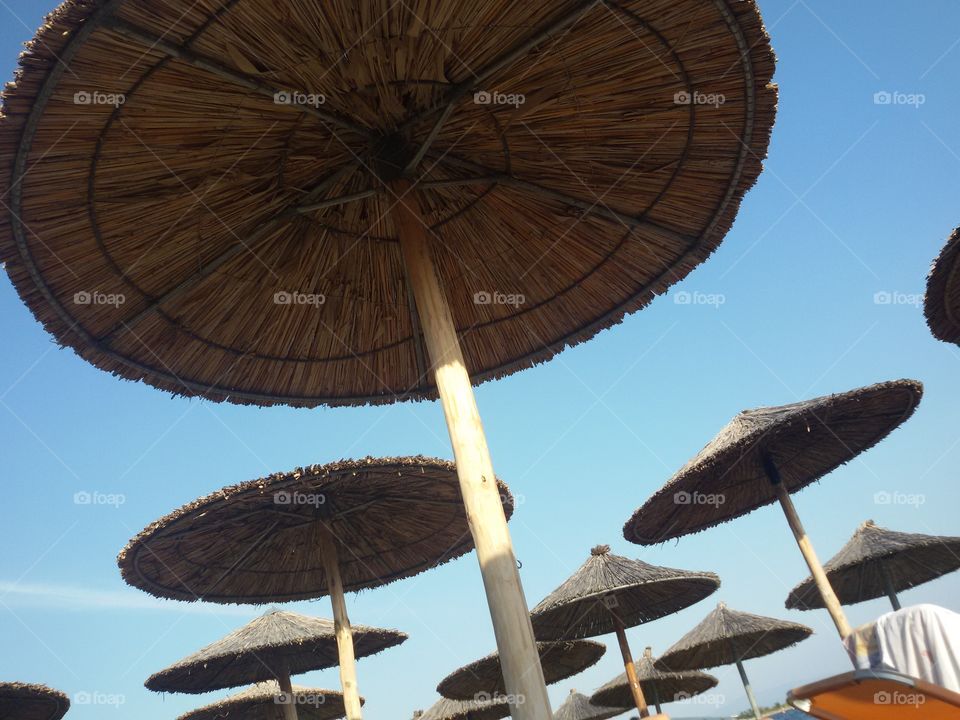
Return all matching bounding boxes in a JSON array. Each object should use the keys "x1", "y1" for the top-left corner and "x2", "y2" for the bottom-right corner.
[
  {"x1": 418, "y1": 696, "x2": 511, "y2": 720},
  {"x1": 146, "y1": 609, "x2": 406, "y2": 693},
  {"x1": 1, "y1": 0, "x2": 776, "y2": 407},
  {"x1": 654, "y1": 602, "x2": 811, "y2": 671},
  {"x1": 624, "y1": 380, "x2": 923, "y2": 545},
  {"x1": 925, "y1": 226, "x2": 960, "y2": 344},
  {"x1": 552, "y1": 689, "x2": 624, "y2": 720},
  {"x1": 786, "y1": 520, "x2": 960, "y2": 610},
  {"x1": 118, "y1": 456, "x2": 513, "y2": 603},
  {"x1": 176, "y1": 681, "x2": 356, "y2": 720},
  {"x1": 589, "y1": 648, "x2": 717, "y2": 709},
  {"x1": 0, "y1": 682, "x2": 70, "y2": 720},
  {"x1": 530, "y1": 545, "x2": 719, "y2": 640},
  {"x1": 437, "y1": 641, "x2": 605, "y2": 701}
]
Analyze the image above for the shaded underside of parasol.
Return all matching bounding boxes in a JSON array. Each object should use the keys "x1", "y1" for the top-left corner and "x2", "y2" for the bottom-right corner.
[
  {"x1": 925, "y1": 225, "x2": 960, "y2": 344},
  {"x1": 0, "y1": 682, "x2": 70, "y2": 720},
  {"x1": 176, "y1": 681, "x2": 357, "y2": 720},
  {"x1": 589, "y1": 649, "x2": 717, "y2": 708}
]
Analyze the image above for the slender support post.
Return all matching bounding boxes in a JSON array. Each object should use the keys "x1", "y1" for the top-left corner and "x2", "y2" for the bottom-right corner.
[
  {"x1": 649, "y1": 682, "x2": 663, "y2": 715},
  {"x1": 762, "y1": 452, "x2": 852, "y2": 640},
  {"x1": 389, "y1": 179, "x2": 552, "y2": 720},
  {"x1": 879, "y1": 562, "x2": 902, "y2": 611},
  {"x1": 317, "y1": 524, "x2": 363, "y2": 720},
  {"x1": 275, "y1": 664, "x2": 301, "y2": 720},
  {"x1": 610, "y1": 612, "x2": 649, "y2": 717},
  {"x1": 734, "y1": 656, "x2": 762, "y2": 720}
]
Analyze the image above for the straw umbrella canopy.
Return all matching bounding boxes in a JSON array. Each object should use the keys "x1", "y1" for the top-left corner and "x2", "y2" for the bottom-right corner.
[
  {"x1": 654, "y1": 602, "x2": 812, "y2": 720},
  {"x1": 119, "y1": 456, "x2": 511, "y2": 718},
  {"x1": 590, "y1": 648, "x2": 717, "y2": 716},
  {"x1": 437, "y1": 641, "x2": 606, "y2": 700},
  {"x1": 146, "y1": 609, "x2": 407, "y2": 693},
  {"x1": 552, "y1": 690, "x2": 624, "y2": 720},
  {"x1": 0, "y1": 682, "x2": 70, "y2": 720},
  {"x1": 925, "y1": 225, "x2": 960, "y2": 344},
  {"x1": 176, "y1": 682, "x2": 357, "y2": 720},
  {"x1": 624, "y1": 379, "x2": 923, "y2": 640},
  {"x1": 530, "y1": 545, "x2": 718, "y2": 717},
  {"x1": 418, "y1": 696, "x2": 511, "y2": 720},
  {"x1": 3, "y1": 2, "x2": 776, "y2": 716},
  {"x1": 786, "y1": 520, "x2": 960, "y2": 612}
]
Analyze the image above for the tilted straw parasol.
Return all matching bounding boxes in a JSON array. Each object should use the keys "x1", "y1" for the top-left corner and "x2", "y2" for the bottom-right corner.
[
  {"x1": 2, "y1": 1, "x2": 777, "y2": 716},
  {"x1": 924, "y1": 225, "x2": 960, "y2": 344},
  {"x1": 176, "y1": 681, "x2": 357, "y2": 720},
  {"x1": 553, "y1": 689, "x2": 624, "y2": 720},
  {"x1": 119, "y1": 456, "x2": 510, "y2": 718},
  {"x1": 146, "y1": 609, "x2": 406, "y2": 693},
  {"x1": 0, "y1": 682, "x2": 70, "y2": 720},
  {"x1": 418, "y1": 696, "x2": 511, "y2": 720},
  {"x1": 786, "y1": 520, "x2": 960, "y2": 612},
  {"x1": 590, "y1": 648, "x2": 717, "y2": 716},
  {"x1": 530, "y1": 545, "x2": 719, "y2": 718},
  {"x1": 624, "y1": 379, "x2": 923, "y2": 640},
  {"x1": 654, "y1": 602, "x2": 811, "y2": 720},
  {"x1": 437, "y1": 641, "x2": 606, "y2": 700}
]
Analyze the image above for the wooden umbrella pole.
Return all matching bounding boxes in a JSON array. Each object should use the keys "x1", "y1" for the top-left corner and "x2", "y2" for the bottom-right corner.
[
  {"x1": 275, "y1": 664, "x2": 301, "y2": 720},
  {"x1": 389, "y1": 178, "x2": 552, "y2": 720},
  {"x1": 609, "y1": 612, "x2": 649, "y2": 717},
  {"x1": 879, "y1": 562, "x2": 902, "y2": 611},
  {"x1": 317, "y1": 524, "x2": 363, "y2": 720}
]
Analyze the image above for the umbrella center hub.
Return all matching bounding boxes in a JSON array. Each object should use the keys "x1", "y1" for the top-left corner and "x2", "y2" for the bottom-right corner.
[{"x1": 372, "y1": 132, "x2": 416, "y2": 182}]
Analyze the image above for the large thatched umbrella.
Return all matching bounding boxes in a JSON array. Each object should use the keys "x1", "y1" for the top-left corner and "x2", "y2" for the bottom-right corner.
[
  {"x1": 590, "y1": 648, "x2": 717, "y2": 716},
  {"x1": 418, "y1": 696, "x2": 511, "y2": 720},
  {"x1": 437, "y1": 641, "x2": 606, "y2": 700},
  {"x1": 654, "y1": 602, "x2": 812, "y2": 720},
  {"x1": 1, "y1": 0, "x2": 777, "y2": 715},
  {"x1": 553, "y1": 689, "x2": 624, "y2": 720},
  {"x1": 176, "y1": 681, "x2": 358, "y2": 720},
  {"x1": 530, "y1": 545, "x2": 718, "y2": 717},
  {"x1": 119, "y1": 456, "x2": 511, "y2": 718},
  {"x1": 0, "y1": 682, "x2": 70, "y2": 720},
  {"x1": 925, "y1": 225, "x2": 960, "y2": 344},
  {"x1": 786, "y1": 520, "x2": 960, "y2": 612},
  {"x1": 624, "y1": 380, "x2": 923, "y2": 640}
]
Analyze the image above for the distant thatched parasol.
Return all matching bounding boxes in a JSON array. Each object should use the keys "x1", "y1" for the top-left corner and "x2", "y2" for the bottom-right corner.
[
  {"x1": 120, "y1": 456, "x2": 508, "y2": 718},
  {"x1": 437, "y1": 641, "x2": 606, "y2": 701},
  {"x1": 590, "y1": 648, "x2": 717, "y2": 716},
  {"x1": 176, "y1": 681, "x2": 357, "y2": 720},
  {"x1": 531, "y1": 545, "x2": 718, "y2": 717},
  {"x1": 655, "y1": 603, "x2": 811, "y2": 720},
  {"x1": 786, "y1": 520, "x2": 960, "y2": 612},
  {"x1": 146, "y1": 609, "x2": 406, "y2": 693},
  {"x1": 418, "y1": 696, "x2": 511, "y2": 720},
  {"x1": 0, "y1": 682, "x2": 70, "y2": 720},
  {"x1": 925, "y1": 226, "x2": 960, "y2": 344},
  {"x1": 624, "y1": 379, "x2": 922, "y2": 640},
  {"x1": 553, "y1": 689, "x2": 624, "y2": 720}
]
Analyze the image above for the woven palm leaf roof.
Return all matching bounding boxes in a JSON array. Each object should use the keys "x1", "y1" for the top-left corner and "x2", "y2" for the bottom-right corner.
[
  {"x1": 654, "y1": 602, "x2": 812, "y2": 671},
  {"x1": 530, "y1": 545, "x2": 719, "y2": 640},
  {"x1": 176, "y1": 681, "x2": 357, "y2": 720},
  {"x1": 437, "y1": 641, "x2": 605, "y2": 701},
  {"x1": 418, "y1": 696, "x2": 511, "y2": 720},
  {"x1": 624, "y1": 379, "x2": 923, "y2": 545},
  {"x1": 118, "y1": 456, "x2": 513, "y2": 603},
  {"x1": 925, "y1": 226, "x2": 960, "y2": 344},
  {"x1": 146, "y1": 609, "x2": 406, "y2": 693},
  {"x1": 1, "y1": 0, "x2": 775, "y2": 407},
  {"x1": 553, "y1": 689, "x2": 624, "y2": 720},
  {"x1": 0, "y1": 682, "x2": 70, "y2": 720},
  {"x1": 786, "y1": 520, "x2": 960, "y2": 610},
  {"x1": 589, "y1": 648, "x2": 717, "y2": 708}
]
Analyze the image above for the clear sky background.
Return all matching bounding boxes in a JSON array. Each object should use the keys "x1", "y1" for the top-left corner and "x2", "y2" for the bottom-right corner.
[{"x1": 2, "y1": 1, "x2": 959, "y2": 719}]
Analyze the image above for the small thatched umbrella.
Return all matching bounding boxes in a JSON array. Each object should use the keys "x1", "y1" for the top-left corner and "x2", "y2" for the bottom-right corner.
[
  {"x1": 553, "y1": 689, "x2": 624, "y2": 720},
  {"x1": 590, "y1": 648, "x2": 717, "y2": 716},
  {"x1": 530, "y1": 545, "x2": 719, "y2": 717},
  {"x1": 925, "y1": 225, "x2": 960, "y2": 344},
  {"x1": 0, "y1": 682, "x2": 70, "y2": 720},
  {"x1": 2, "y1": 1, "x2": 777, "y2": 715},
  {"x1": 437, "y1": 641, "x2": 606, "y2": 700},
  {"x1": 119, "y1": 456, "x2": 511, "y2": 719},
  {"x1": 418, "y1": 696, "x2": 511, "y2": 720},
  {"x1": 177, "y1": 681, "x2": 357, "y2": 720},
  {"x1": 654, "y1": 602, "x2": 812, "y2": 720},
  {"x1": 624, "y1": 380, "x2": 923, "y2": 640},
  {"x1": 786, "y1": 520, "x2": 960, "y2": 612}
]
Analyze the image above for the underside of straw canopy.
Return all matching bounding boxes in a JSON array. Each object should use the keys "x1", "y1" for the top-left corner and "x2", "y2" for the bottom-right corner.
[
  {"x1": 146, "y1": 609, "x2": 407, "y2": 693},
  {"x1": 553, "y1": 690, "x2": 625, "y2": 720},
  {"x1": 0, "y1": 682, "x2": 70, "y2": 720},
  {"x1": 418, "y1": 696, "x2": 511, "y2": 720},
  {"x1": 590, "y1": 649, "x2": 717, "y2": 709},
  {"x1": 118, "y1": 456, "x2": 513, "y2": 603},
  {"x1": 176, "y1": 681, "x2": 357, "y2": 720},
  {"x1": 654, "y1": 603, "x2": 812, "y2": 671},
  {"x1": 530, "y1": 545, "x2": 719, "y2": 639},
  {"x1": 437, "y1": 641, "x2": 606, "y2": 700},
  {"x1": 1, "y1": 0, "x2": 776, "y2": 407},
  {"x1": 925, "y1": 225, "x2": 960, "y2": 344},
  {"x1": 624, "y1": 379, "x2": 923, "y2": 545},
  {"x1": 786, "y1": 520, "x2": 960, "y2": 610}
]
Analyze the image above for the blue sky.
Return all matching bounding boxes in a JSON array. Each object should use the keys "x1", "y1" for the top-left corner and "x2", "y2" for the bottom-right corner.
[{"x1": 2, "y1": 1, "x2": 959, "y2": 718}]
